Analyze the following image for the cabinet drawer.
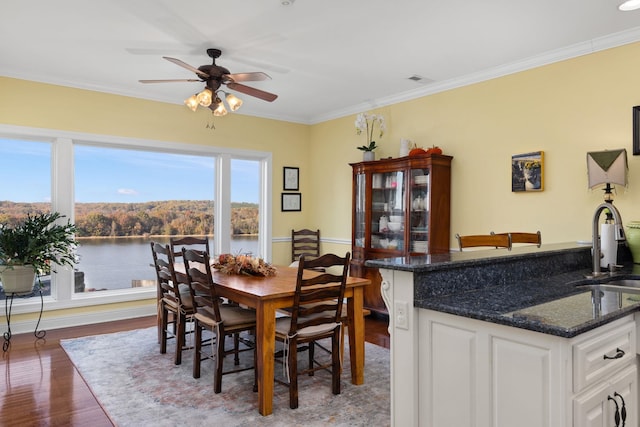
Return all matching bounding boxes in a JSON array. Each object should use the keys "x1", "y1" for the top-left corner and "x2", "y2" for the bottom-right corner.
[{"x1": 573, "y1": 317, "x2": 636, "y2": 393}]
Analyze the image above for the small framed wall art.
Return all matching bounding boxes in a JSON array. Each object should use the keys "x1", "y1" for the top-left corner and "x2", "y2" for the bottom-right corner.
[
  {"x1": 281, "y1": 193, "x2": 302, "y2": 211},
  {"x1": 283, "y1": 166, "x2": 299, "y2": 191},
  {"x1": 511, "y1": 151, "x2": 544, "y2": 192}
]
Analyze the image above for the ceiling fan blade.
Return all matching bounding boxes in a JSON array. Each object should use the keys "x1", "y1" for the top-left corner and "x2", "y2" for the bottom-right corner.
[
  {"x1": 226, "y1": 72, "x2": 271, "y2": 82},
  {"x1": 139, "y1": 79, "x2": 202, "y2": 83},
  {"x1": 163, "y1": 56, "x2": 209, "y2": 79},
  {"x1": 226, "y1": 82, "x2": 278, "y2": 102}
]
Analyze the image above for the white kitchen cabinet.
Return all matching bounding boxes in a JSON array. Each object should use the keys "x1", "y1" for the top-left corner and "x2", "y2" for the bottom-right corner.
[
  {"x1": 416, "y1": 309, "x2": 636, "y2": 427},
  {"x1": 572, "y1": 317, "x2": 637, "y2": 427},
  {"x1": 573, "y1": 364, "x2": 636, "y2": 427},
  {"x1": 419, "y1": 309, "x2": 567, "y2": 427}
]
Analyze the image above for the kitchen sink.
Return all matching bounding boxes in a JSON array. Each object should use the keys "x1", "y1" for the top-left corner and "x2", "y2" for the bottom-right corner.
[{"x1": 575, "y1": 278, "x2": 640, "y2": 293}]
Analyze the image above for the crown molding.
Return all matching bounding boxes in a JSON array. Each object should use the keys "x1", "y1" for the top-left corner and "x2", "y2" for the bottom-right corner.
[{"x1": 311, "y1": 26, "x2": 640, "y2": 125}]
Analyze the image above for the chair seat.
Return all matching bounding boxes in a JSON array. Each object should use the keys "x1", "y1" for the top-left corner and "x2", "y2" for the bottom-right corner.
[
  {"x1": 196, "y1": 305, "x2": 256, "y2": 330},
  {"x1": 275, "y1": 315, "x2": 340, "y2": 338}
]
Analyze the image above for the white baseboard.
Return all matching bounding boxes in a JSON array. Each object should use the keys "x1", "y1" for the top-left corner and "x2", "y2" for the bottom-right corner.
[{"x1": 5, "y1": 304, "x2": 156, "y2": 336}]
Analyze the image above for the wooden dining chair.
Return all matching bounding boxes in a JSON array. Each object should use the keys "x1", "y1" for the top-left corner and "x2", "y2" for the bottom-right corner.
[
  {"x1": 291, "y1": 229, "x2": 321, "y2": 262},
  {"x1": 147, "y1": 237, "x2": 210, "y2": 345},
  {"x1": 455, "y1": 233, "x2": 512, "y2": 251},
  {"x1": 492, "y1": 231, "x2": 541, "y2": 247},
  {"x1": 275, "y1": 252, "x2": 350, "y2": 409},
  {"x1": 182, "y1": 248, "x2": 257, "y2": 394},
  {"x1": 171, "y1": 235, "x2": 246, "y2": 362},
  {"x1": 150, "y1": 242, "x2": 196, "y2": 365}
]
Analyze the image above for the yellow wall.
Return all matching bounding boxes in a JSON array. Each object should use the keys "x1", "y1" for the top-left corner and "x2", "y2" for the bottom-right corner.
[
  {"x1": 3, "y1": 41, "x2": 640, "y2": 326},
  {"x1": 310, "y1": 42, "x2": 640, "y2": 247}
]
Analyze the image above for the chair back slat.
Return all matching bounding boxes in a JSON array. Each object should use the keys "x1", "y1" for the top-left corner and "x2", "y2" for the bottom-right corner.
[
  {"x1": 182, "y1": 248, "x2": 222, "y2": 322},
  {"x1": 170, "y1": 236, "x2": 210, "y2": 260},
  {"x1": 492, "y1": 231, "x2": 542, "y2": 247},
  {"x1": 288, "y1": 252, "x2": 350, "y2": 335},
  {"x1": 291, "y1": 229, "x2": 321, "y2": 262},
  {"x1": 455, "y1": 233, "x2": 511, "y2": 251}
]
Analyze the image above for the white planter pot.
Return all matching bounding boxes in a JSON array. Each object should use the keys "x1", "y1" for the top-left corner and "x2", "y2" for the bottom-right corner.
[
  {"x1": 0, "y1": 265, "x2": 37, "y2": 294},
  {"x1": 363, "y1": 151, "x2": 375, "y2": 162}
]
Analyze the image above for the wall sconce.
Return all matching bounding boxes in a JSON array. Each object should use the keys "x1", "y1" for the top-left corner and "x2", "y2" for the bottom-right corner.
[{"x1": 587, "y1": 148, "x2": 628, "y2": 201}]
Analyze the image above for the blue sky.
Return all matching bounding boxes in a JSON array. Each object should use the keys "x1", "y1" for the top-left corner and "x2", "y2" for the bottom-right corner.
[{"x1": 0, "y1": 139, "x2": 259, "y2": 203}]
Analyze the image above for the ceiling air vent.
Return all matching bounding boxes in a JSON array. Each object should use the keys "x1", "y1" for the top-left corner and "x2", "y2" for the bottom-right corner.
[{"x1": 406, "y1": 74, "x2": 433, "y2": 84}]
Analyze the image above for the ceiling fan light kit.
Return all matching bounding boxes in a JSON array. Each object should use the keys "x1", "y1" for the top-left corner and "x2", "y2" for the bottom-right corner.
[
  {"x1": 140, "y1": 48, "x2": 278, "y2": 118},
  {"x1": 619, "y1": 0, "x2": 640, "y2": 10}
]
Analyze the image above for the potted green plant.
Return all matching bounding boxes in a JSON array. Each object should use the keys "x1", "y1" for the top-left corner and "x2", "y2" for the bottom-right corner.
[
  {"x1": 355, "y1": 112, "x2": 386, "y2": 161},
  {"x1": 0, "y1": 212, "x2": 77, "y2": 294}
]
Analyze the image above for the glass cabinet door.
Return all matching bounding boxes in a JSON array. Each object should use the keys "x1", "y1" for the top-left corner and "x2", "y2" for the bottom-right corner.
[
  {"x1": 354, "y1": 172, "x2": 365, "y2": 248},
  {"x1": 370, "y1": 170, "x2": 405, "y2": 250},
  {"x1": 409, "y1": 167, "x2": 430, "y2": 253}
]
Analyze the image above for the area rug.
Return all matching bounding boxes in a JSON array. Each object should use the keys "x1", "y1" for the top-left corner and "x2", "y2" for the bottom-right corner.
[{"x1": 60, "y1": 327, "x2": 390, "y2": 426}]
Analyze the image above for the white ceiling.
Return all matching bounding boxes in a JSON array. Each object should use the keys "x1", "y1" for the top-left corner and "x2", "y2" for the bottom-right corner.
[{"x1": 2, "y1": 0, "x2": 640, "y2": 124}]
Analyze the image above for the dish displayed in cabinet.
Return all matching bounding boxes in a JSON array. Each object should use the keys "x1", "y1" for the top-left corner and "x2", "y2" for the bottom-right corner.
[{"x1": 412, "y1": 241, "x2": 428, "y2": 252}]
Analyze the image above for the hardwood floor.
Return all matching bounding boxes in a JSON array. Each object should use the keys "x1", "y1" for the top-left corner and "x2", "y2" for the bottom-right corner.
[{"x1": 0, "y1": 314, "x2": 389, "y2": 426}]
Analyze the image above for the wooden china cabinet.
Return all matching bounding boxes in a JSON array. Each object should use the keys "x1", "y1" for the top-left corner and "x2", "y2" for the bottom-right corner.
[{"x1": 350, "y1": 154, "x2": 452, "y2": 316}]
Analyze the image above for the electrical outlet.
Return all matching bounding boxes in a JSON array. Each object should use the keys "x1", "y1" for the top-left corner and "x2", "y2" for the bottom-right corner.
[{"x1": 395, "y1": 300, "x2": 409, "y2": 330}]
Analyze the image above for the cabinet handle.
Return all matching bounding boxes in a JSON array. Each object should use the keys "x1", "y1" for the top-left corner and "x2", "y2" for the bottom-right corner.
[
  {"x1": 603, "y1": 347, "x2": 625, "y2": 360},
  {"x1": 614, "y1": 392, "x2": 627, "y2": 427},
  {"x1": 608, "y1": 395, "x2": 621, "y2": 427}
]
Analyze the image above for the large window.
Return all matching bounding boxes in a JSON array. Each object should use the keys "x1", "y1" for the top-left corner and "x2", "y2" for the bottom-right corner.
[
  {"x1": 74, "y1": 145, "x2": 216, "y2": 292},
  {"x1": 0, "y1": 127, "x2": 271, "y2": 308},
  {"x1": 230, "y1": 159, "x2": 260, "y2": 256},
  {"x1": 0, "y1": 138, "x2": 52, "y2": 299}
]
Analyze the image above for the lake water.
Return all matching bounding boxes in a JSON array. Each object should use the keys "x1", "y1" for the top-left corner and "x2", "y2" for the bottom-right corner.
[{"x1": 76, "y1": 236, "x2": 259, "y2": 291}]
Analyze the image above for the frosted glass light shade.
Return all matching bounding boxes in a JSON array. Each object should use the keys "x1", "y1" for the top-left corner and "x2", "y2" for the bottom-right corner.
[
  {"x1": 226, "y1": 93, "x2": 243, "y2": 111},
  {"x1": 212, "y1": 102, "x2": 228, "y2": 116},
  {"x1": 184, "y1": 95, "x2": 199, "y2": 112},
  {"x1": 196, "y1": 88, "x2": 213, "y2": 107}
]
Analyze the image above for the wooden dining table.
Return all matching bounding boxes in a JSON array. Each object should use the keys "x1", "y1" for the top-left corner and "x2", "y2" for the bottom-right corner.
[{"x1": 210, "y1": 265, "x2": 371, "y2": 416}]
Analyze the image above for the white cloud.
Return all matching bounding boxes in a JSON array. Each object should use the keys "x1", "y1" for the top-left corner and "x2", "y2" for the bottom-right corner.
[{"x1": 117, "y1": 188, "x2": 138, "y2": 196}]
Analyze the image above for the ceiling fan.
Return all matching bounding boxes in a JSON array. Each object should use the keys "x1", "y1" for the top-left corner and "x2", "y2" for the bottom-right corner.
[{"x1": 139, "y1": 48, "x2": 277, "y2": 115}]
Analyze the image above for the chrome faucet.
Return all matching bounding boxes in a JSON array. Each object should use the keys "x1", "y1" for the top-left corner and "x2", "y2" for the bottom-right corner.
[{"x1": 591, "y1": 202, "x2": 625, "y2": 276}]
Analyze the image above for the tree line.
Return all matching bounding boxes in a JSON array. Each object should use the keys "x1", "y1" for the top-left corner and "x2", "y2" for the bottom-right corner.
[{"x1": 0, "y1": 200, "x2": 259, "y2": 237}]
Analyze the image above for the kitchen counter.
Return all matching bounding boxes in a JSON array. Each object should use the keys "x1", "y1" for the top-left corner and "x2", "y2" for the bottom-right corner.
[{"x1": 366, "y1": 242, "x2": 640, "y2": 338}]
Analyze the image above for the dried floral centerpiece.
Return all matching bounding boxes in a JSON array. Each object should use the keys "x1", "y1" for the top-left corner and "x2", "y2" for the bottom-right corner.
[{"x1": 212, "y1": 253, "x2": 277, "y2": 277}]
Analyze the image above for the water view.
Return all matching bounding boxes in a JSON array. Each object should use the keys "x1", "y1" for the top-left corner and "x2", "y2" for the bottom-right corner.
[{"x1": 76, "y1": 236, "x2": 260, "y2": 291}]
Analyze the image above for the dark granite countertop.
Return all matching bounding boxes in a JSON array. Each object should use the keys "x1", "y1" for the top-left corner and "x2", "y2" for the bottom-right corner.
[{"x1": 366, "y1": 242, "x2": 640, "y2": 338}]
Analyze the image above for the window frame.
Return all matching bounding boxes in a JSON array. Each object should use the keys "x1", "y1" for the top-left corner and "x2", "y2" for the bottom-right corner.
[{"x1": 0, "y1": 124, "x2": 272, "y2": 315}]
